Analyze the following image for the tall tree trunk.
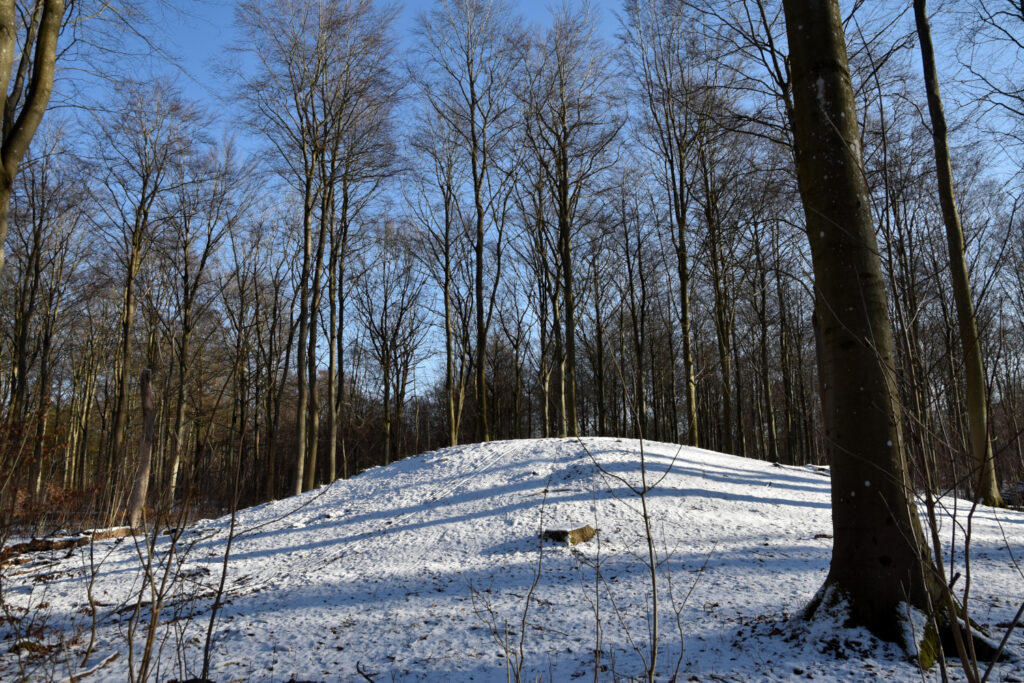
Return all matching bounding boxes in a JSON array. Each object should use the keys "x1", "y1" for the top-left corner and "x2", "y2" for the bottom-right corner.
[
  {"x1": 444, "y1": 256, "x2": 457, "y2": 447},
  {"x1": 293, "y1": 183, "x2": 314, "y2": 496},
  {"x1": 109, "y1": 251, "x2": 140, "y2": 498},
  {"x1": 539, "y1": 280, "x2": 551, "y2": 439},
  {"x1": 383, "y1": 364, "x2": 392, "y2": 465},
  {"x1": 755, "y1": 235, "x2": 779, "y2": 464},
  {"x1": 732, "y1": 335, "x2": 746, "y2": 458},
  {"x1": 594, "y1": 271, "x2": 607, "y2": 437},
  {"x1": 304, "y1": 201, "x2": 328, "y2": 491},
  {"x1": 469, "y1": 77, "x2": 489, "y2": 444},
  {"x1": 337, "y1": 266, "x2": 348, "y2": 480},
  {"x1": 775, "y1": 228, "x2": 796, "y2": 464},
  {"x1": 558, "y1": 179, "x2": 579, "y2": 438},
  {"x1": 701, "y1": 147, "x2": 733, "y2": 453},
  {"x1": 327, "y1": 269, "x2": 338, "y2": 484},
  {"x1": 784, "y1": 0, "x2": 941, "y2": 644},
  {"x1": 127, "y1": 368, "x2": 154, "y2": 528},
  {"x1": 168, "y1": 313, "x2": 189, "y2": 498},
  {"x1": 306, "y1": 351, "x2": 320, "y2": 490},
  {"x1": 913, "y1": 0, "x2": 1002, "y2": 507},
  {"x1": 668, "y1": 148, "x2": 699, "y2": 447},
  {"x1": 677, "y1": 242, "x2": 698, "y2": 447},
  {"x1": 555, "y1": 299, "x2": 567, "y2": 438},
  {"x1": 30, "y1": 310, "x2": 55, "y2": 497}
]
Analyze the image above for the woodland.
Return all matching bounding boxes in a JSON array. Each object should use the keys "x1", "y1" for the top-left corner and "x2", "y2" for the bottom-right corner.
[
  {"x1": 2, "y1": 0, "x2": 1024, "y2": 678},
  {"x1": 1, "y1": 0, "x2": 1023, "y2": 621}
]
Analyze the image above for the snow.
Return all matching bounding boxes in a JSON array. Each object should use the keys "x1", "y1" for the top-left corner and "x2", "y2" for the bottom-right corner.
[{"x1": 2, "y1": 437, "x2": 1022, "y2": 681}]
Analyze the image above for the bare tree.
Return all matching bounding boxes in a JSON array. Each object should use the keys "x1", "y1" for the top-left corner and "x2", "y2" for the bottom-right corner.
[
  {"x1": 239, "y1": 210, "x2": 297, "y2": 499},
  {"x1": 91, "y1": 79, "x2": 202, "y2": 513},
  {"x1": 236, "y1": 0, "x2": 330, "y2": 495},
  {"x1": 408, "y1": 107, "x2": 472, "y2": 447},
  {"x1": 4, "y1": 124, "x2": 81, "y2": 497},
  {"x1": 413, "y1": 0, "x2": 524, "y2": 443},
  {"x1": 316, "y1": 0, "x2": 398, "y2": 487},
  {"x1": 353, "y1": 221, "x2": 429, "y2": 465},
  {"x1": 237, "y1": 0, "x2": 397, "y2": 492},
  {"x1": 692, "y1": 85, "x2": 745, "y2": 455},
  {"x1": 514, "y1": 159, "x2": 561, "y2": 437},
  {"x1": 162, "y1": 142, "x2": 246, "y2": 500},
  {"x1": 519, "y1": 0, "x2": 620, "y2": 438},
  {"x1": 620, "y1": 0, "x2": 701, "y2": 446},
  {"x1": 608, "y1": 168, "x2": 656, "y2": 439},
  {"x1": 914, "y1": 0, "x2": 1003, "y2": 506}
]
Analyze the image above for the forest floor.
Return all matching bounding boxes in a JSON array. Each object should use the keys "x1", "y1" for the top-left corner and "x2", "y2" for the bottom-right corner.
[{"x1": 1, "y1": 437, "x2": 1022, "y2": 681}]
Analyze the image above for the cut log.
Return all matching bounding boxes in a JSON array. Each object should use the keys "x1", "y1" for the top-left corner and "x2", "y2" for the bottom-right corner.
[{"x1": 541, "y1": 525, "x2": 597, "y2": 546}]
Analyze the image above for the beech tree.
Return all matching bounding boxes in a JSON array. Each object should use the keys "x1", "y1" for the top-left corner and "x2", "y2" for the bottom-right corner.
[
  {"x1": 913, "y1": 0, "x2": 1003, "y2": 507},
  {"x1": 162, "y1": 143, "x2": 246, "y2": 499},
  {"x1": 408, "y1": 108, "x2": 473, "y2": 447},
  {"x1": 237, "y1": 0, "x2": 326, "y2": 496},
  {"x1": 621, "y1": 0, "x2": 701, "y2": 446},
  {"x1": 317, "y1": 0, "x2": 398, "y2": 486},
  {"x1": 519, "y1": 1, "x2": 620, "y2": 438},
  {"x1": 608, "y1": 168, "x2": 656, "y2": 438},
  {"x1": 413, "y1": 0, "x2": 524, "y2": 442},
  {"x1": 353, "y1": 222, "x2": 429, "y2": 465},
  {"x1": 782, "y1": 0, "x2": 942, "y2": 651},
  {"x1": 0, "y1": 0, "x2": 64, "y2": 277},
  {"x1": 91, "y1": 79, "x2": 202, "y2": 504},
  {"x1": 237, "y1": 0, "x2": 397, "y2": 494},
  {"x1": 5, "y1": 126, "x2": 80, "y2": 496}
]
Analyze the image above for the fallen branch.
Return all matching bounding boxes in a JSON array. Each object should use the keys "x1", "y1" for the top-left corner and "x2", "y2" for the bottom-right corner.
[
  {"x1": 356, "y1": 660, "x2": 377, "y2": 681},
  {"x1": 0, "y1": 527, "x2": 135, "y2": 564},
  {"x1": 59, "y1": 652, "x2": 120, "y2": 683}
]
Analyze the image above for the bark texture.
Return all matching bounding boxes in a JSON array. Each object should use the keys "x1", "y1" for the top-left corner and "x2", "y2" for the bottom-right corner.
[{"x1": 782, "y1": 0, "x2": 940, "y2": 644}]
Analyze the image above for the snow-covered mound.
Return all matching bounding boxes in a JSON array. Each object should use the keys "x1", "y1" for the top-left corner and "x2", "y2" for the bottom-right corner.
[{"x1": 2, "y1": 438, "x2": 1022, "y2": 681}]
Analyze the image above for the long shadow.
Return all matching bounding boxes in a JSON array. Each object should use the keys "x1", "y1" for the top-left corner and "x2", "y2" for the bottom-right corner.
[
  {"x1": 190, "y1": 537, "x2": 843, "y2": 681},
  {"x1": 230, "y1": 443, "x2": 828, "y2": 553},
  {"x1": 200, "y1": 440, "x2": 828, "y2": 561},
  {"x1": 206, "y1": 456, "x2": 567, "y2": 547},
  {"x1": 13, "y1": 438, "x2": 1022, "y2": 681},
  {"x1": 583, "y1": 446, "x2": 834, "y2": 497},
  {"x1": 222, "y1": 473, "x2": 832, "y2": 565},
  {"x1": 961, "y1": 507, "x2": 1024, "y2": 527}
]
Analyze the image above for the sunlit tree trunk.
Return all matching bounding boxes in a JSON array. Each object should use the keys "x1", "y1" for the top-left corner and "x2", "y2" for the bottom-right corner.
[
  {"x1": 913, "y1": 0, "x2": 1002, "y2": 507},
  {"x1": 126, "y1": 369, "x2": 154, "y2": 528},
  {"x1": 0, "y1": 0, "x2": 63, "y2": 277}
]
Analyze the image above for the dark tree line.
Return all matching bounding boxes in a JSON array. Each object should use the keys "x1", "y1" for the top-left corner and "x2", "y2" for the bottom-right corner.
[{"x1": 1, "y1": 0, "x2": 1022, "y2": 566}]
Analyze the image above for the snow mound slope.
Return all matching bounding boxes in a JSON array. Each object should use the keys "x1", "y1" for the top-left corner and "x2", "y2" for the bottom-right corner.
[{"x1": 2, "y1": 437, "x2": 1022, "y2": 681}]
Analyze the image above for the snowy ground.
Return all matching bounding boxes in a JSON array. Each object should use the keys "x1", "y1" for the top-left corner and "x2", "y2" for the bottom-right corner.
[{"x1": 1, "y1": 437, "x2": 1022, "y2": 681}]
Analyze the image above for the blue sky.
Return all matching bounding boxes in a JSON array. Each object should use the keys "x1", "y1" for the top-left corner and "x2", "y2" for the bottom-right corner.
[
  {"x1": 148, "y1": 0, "x2": 621, "y2": 152},
  {"x1": 163, "y1": 0, "x2": 620, "y2": 108}
]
